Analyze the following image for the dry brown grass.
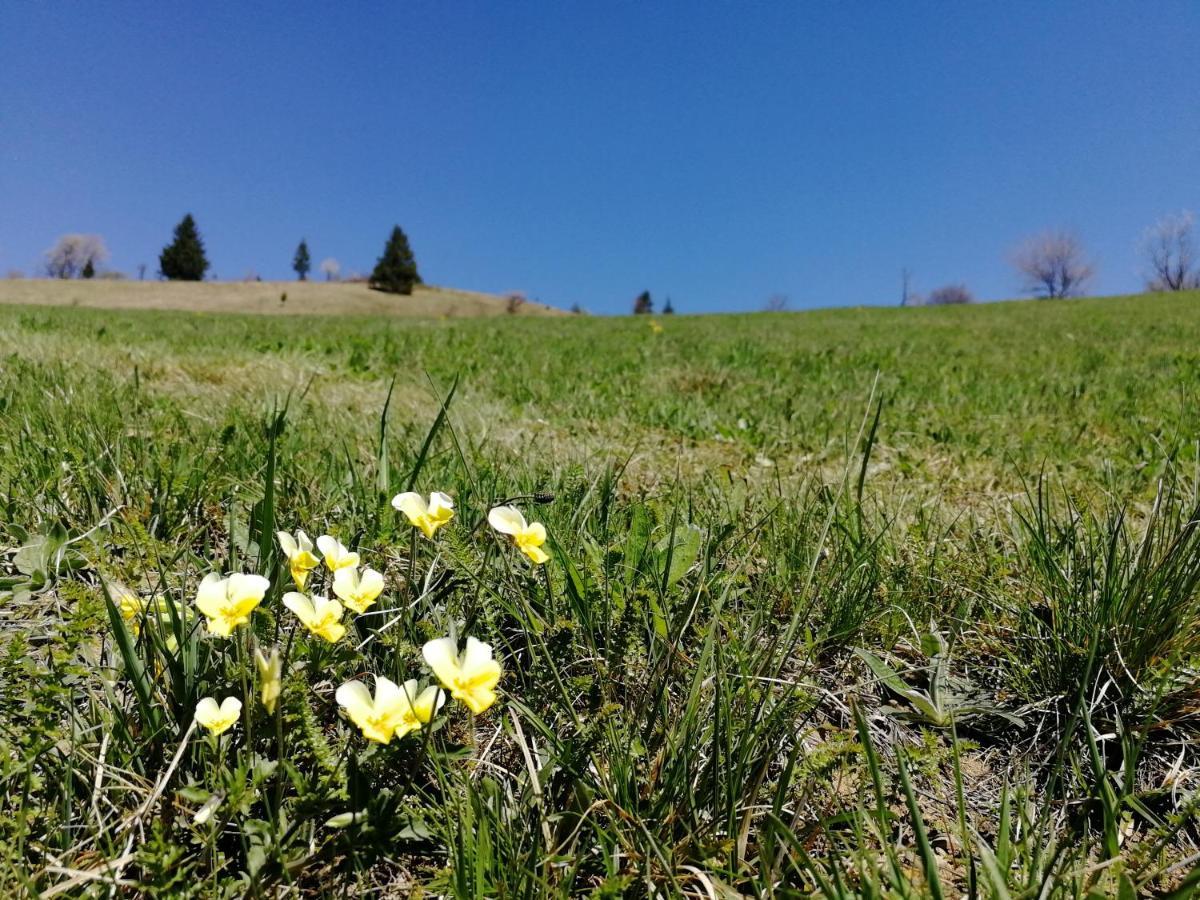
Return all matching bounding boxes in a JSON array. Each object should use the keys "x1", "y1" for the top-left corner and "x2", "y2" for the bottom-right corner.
[{"x1": 0, "y1": 278, "x2": 565, "y2": 318}]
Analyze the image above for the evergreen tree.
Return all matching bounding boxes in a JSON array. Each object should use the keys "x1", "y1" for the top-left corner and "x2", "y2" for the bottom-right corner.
[
  {"x1": 81, "y1": 258, "x2": 96, "y2": 279},
  {"x1": 159, "y1": 214, "x2": 210, "y2": 281},
  {"x1": 369, "y1": 226, "x2": 421, "y2": 295},
  {"x1": 662, "y1": 296, "x2": 675, "y2": 314},
  {"x1": 293, "y1": 240, "x2": 311, "y2": 281},
  {"x1": 632, "y1": 290, "x2": 653, "y2": 314}
]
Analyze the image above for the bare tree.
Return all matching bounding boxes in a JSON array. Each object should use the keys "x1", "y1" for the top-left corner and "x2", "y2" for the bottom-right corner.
[
  {"x1": 764, "y1": 293, "x2": 790, "y2": 312},
  {"x1": 137, "y1": 263, "x2": 147, "y2": 281},
  {"x1": 44, "y1": 234, "x2": 109, "y2": 279},
  {"x1": 1011, "y1": 231, "x2": 1093, "y2": 299},
  {"x1": 926, "y1": 283, "x2": 973, "y2": 305},
  {"x1": 6, "y1": 269, "x2": 24, "y2": 279},
  {"x1": 319, "y1": 257, "x2": 341, "y2": 281},
  {"x1": 1142, "y1": 211, "x2": 1198, "y2": 292}
]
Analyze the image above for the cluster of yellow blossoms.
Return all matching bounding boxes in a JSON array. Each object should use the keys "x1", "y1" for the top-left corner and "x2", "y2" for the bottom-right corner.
[{"x1": 186, "y1": 492, "x2": 549, "y2": 745}]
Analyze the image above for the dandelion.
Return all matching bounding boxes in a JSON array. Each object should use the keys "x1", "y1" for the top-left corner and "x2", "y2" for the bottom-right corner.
[
  {"x1": 194, "y1": 573, "x2": 270, "y2": 638},
  {"x1": 422, "y1": 636, "x2": 502, "y2": 714},
  {"x1": 276, "y1": 529, "x2": 320, "y2": 589},
  {"x1": 391, "y1": 491, "x2": 455, "y2": 539},
  {"x1": 254, "y1": 647, "x2": 282, "y2": 714},
  {"x1": 194, "y1": 696, "x2": 242, "y2": 735},
  {"x1": 332, "y1": 566, "x2": 385, "y2": 614},
  {"x1": 335, "y1": 676, "x2": 444, "y2": 743},
  {"x1": 282, "y1": 592, "x2": 346, "y2": 643},
  {"x1": 487, "y1": 505, "x2": 550, "y2": 565},
  {"x1": 316, "y1": 535, "x2": 359, "y2": 573}
]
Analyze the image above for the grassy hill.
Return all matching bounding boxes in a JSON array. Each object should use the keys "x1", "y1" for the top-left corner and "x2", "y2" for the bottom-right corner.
[
  {"x1": 1, "y1": 290, "x2": 1198, "y2": 895},
  {"x1": 0, "y1": 277, "x2": 565, "y2": 317}
]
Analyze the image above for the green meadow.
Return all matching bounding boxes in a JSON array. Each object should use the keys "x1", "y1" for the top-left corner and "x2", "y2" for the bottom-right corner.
[{"x1": 2, "y1": 291, "x2": 1199, "y2": 896}]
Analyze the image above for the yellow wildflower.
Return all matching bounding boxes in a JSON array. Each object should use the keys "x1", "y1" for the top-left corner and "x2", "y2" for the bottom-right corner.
[
  {"x1": 194, "y1": 696, "x2": 242, "y2": 735},
  {"x1": 282, "y1": 592, "x2": 346, "y2": 643},
  {"x1": 332, "y1": 566, "x2": 385, "y2": 614},
  {"x1": 487, "y1": 505, "x2": 550, "y2": 565},
  {"x1": 422, "y1": 636, "x2": 502, "y2": 714},
  {"x1": 194, "y1": 573, "x2": 269, "y2": 638},
  {"x1": 649, "y1": 319, "x2": 663, "y2": 334},
  {"x1": 335, "y1": 676, "x2": 443, "y2": 743},
  {"x1": 276, "y1": 529, "x2": 320, "y2": 589},
  {"x1": 316, "y1": 535, "x2": 359, "y2": 573},
  {"x1": 254, "y1": 647, "x2": 282, "y2": 714},
  {"x1": 391, "y1": 491, "x2": 455, "y2": 538},
  {"x1": 107, "y1": 581, "x2": 162, "y2": 636}
]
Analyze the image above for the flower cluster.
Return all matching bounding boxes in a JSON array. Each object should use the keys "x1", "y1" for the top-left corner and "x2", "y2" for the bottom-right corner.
[{"x1": 179, "y1": 492, "x2": 550, "y2": 746}]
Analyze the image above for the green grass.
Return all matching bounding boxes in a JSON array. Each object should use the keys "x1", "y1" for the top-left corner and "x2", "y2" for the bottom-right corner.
[{"x1": 1, "y1": 291, "x2": 1199, "y2": 896}]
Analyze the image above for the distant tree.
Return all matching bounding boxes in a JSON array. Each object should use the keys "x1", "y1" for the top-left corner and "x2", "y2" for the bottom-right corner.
[
  {"x1": 764, "y1": 293, "x2": 790, "y2": 312},
  {"x1": 1142, "y1": 211, "x2": 1198, "y2": 292},
  {"x1": 369, "y1": 226, "x2": 420, "y2": 294},
  {"x1": 137, "y1": 263, "x2": 147, "y2": 281},
  {"x1": 1012, "y1": 230, "x2": 1093, "y2": 299},
  {"x1": 6, "y1": 269, "x2": 24, "y2": 279},
  {"x1": 926, "y1": 283, "x2": 973, "y2": 305},
  {"x1": 293, "y1": 239, "x2": 311, "y2": 281},
  {"x1": 44, "y1": 234, "x2": 108, "y2": 279},
  {"x1": 505, "y1": 292, "x2": 527, "y2": 314},
  {"x1": 159, "y1": 214, "x2": 209, "y2": 281},
  {"x1": 319, "y1": 257, "x2": 341, "y2": 281},
  {"x1": 663, "y1": 296, "x2": 676, "y2": 314},
  {"x1": 82, "y1": 258, "x2": 95, "y2": 279},
  {"x1": 632, "y1": 290, "x2": 653, "y2": 315},
  {"x1": 569, "y1": 302, "x2": 584, "y2": 314}
]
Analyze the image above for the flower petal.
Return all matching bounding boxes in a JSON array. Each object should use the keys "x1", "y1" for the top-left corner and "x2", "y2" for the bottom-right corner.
[
  {"x1": 487, "y1": 505, "x2": 525, "y2": 536},
  {"x1": 283, "y1": 592, "x2": 315, "y2": 626},
  {"x1": 422, "y1": 637, "x2": 461, "y2": 688},
  {"x1": 391, "y1": 491, "x2": 428, "y2": 521}
]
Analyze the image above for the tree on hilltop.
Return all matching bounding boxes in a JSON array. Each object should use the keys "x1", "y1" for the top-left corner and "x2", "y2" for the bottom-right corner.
[
  {"x1": 159, "y1": 214, "x2": 209, "y2": 281},
  {"x1": 1142, "y1": 211, "x2": 1199, "y2": 292},
  {"x1": 319, "y1": 257, "x2": 340, "y2": 281},
  {"x1": 1011, "y1": 230, "x2": 1092, "y2": 299},
  {"x1": 369, "y1": 226, "x2": 421, "y2": 295},
  {"x1": 633, "y1": 290, "x2": 653, "y2": 314},
  {"x1": 44, "y1": 234, "x2": 108, "y2": 279},
  {"x1": 293, "y1": 240, "x2": 311, "y2": 281}
]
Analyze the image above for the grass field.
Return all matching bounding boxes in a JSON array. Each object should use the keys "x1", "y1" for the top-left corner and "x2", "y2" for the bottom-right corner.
[
  {"x1": 0, "y1": 279, "x2": 564, "y2": 318},
  {"x1": 1, "y1": 291, "x2": 1199, "y2": 896}
]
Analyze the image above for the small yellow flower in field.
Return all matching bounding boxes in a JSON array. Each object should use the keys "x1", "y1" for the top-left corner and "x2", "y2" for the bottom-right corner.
[
  {"x1": 254, "y1": 647, "x2": 283, "y2": 714},
  {"x1": 194, "y1": 696, "x2": 242, "y2": 735},
  {"x1": 107, "y1": 581, "x2": 161, "y2": 635},
  {"x1": 336, "y1": 676, "x2": 443, "y2": 743},
  {"x1": 316, "y1": 535, "x2": 359, "y2": 573},
  {"x1": 649, "y1": 319, "x2": 663, "y2": 334},
  {"x1": 276, "y1": 529, "x2": 320, "y2": 589},
  {"x1": 391, "y1": 491, "x2": 455, "y2": 538},
  {"x1": 392, "y1": 679, "x2": 445, "y2": 739},
  {"x1": 487, "y1": 505, "x2": 550, "y2": 565},
  {"x1": 422, "y1": 636, "x2": 502, "y2": 714},
  {"x1": 283, "y1": 592, "x2": 346, "y2": 643},
  {"x1": 195, "y1": 573, "x2": 270, "y2": 638},
  {"x1": 332, "y1": 566, "x2": 385, "y2": 614}
]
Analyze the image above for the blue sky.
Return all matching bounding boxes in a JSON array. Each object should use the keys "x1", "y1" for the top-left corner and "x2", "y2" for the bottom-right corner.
[{"x1": 2, "y1": 2, "x2": 1197, "y2": 314}]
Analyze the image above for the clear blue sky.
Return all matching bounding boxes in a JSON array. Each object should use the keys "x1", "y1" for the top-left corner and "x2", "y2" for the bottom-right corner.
[{"x1": 2, "y1": 2, "x2": 1197, "y2": 313}]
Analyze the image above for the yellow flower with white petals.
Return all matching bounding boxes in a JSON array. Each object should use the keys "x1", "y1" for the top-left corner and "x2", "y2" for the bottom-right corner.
[
  {"x1": 282, "y1": 592, "x2": 346, "y2": 643},
  {"x1": 194, "y1": 696, "x2": 242, "y2": 735},
  {"x1": 336, "y1": 676, "x2": 444, "y2": 744},
  {"x1": 276, "y1": 529, "x2": 320, "y2": 589},
  {"x1": 487, "y1": 505, "x2": 550, "y2": 565},
  {"x1": 254, "y1": 647, "x2": 282, "y2": 714},
  {"x1": 107, "y1": 581, "x2": 163, "y2": 636},
  {"x1": 391, "y1": 491, "x2": 455, "y2": 539},
  {"x1": 194, "y1": 573, "x2": 270, "y2": 638},
  {"x1": 332, "y1": 566, "x2": 385, "y2": 614},
  {"x1": 422, "y1": 636, "x2": 502, "y2": 714},
  {"x1": 316, "y1": 535, "x2": 359, "y2": 573}
]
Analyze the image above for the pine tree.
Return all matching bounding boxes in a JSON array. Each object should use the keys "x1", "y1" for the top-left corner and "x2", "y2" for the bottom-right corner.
[
  {"x1": 159, "y1": 214, "x2": 210, "y2": 281},
  {"x1": 81, "y1": 258, "x2": 96, "y2": 279},
  {"x1": 633, "y1": 290, "x2": 653, "y2": 314},
  {"x1": 369, "y1": 226, "x2": 421, "y2": 295},
  {"x1": 662, "y1": 296, "x2": 675, "y2": 315},
  {"x1": 293, "y1": 240, "x2": 311, "y2": 281}
]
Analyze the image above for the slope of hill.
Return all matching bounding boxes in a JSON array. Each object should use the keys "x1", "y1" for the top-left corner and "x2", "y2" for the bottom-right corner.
[{"x1": 0, "y1": 278, "x2": 564, "y2": 317}]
